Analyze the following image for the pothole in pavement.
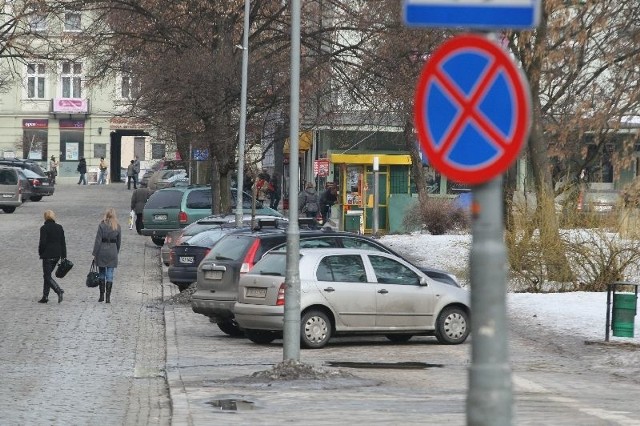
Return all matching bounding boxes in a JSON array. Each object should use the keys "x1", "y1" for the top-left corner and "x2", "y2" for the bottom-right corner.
[
  {"x1": 206, "y1": 398, "x2": 258, "y2": 412},
  {"x1": 325, "y1": 361, "x2": 444, "y2": 369}
]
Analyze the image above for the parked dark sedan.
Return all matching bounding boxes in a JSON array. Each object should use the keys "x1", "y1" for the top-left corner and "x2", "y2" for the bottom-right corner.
[
  {"x1": 167, "y1": 227, "x2": 246, "y2": 291},
  {"x1": 18, "y1": 168, "x2": 54, "y2": 201},
  {"x1": 14, "y1": 169, "x2": 34, "y2": 203}
]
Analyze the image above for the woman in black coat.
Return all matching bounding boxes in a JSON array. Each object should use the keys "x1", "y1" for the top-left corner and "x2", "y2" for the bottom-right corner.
[
  {"x1": 38, "y1": 210, "x2": 67, "y2": 303},
  {"x1": 92, "y1": 208, "x2": 122, "y2": 303}
]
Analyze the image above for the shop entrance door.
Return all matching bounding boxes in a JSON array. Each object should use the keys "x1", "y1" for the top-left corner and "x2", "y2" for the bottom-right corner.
[{"x1": 365, "y1": 167, "x2": 388, "y2": 231}]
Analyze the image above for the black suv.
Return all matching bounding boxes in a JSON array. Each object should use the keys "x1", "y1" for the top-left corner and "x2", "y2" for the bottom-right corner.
[
  {"x1": 0, "y1": 158, "x2": 54, "y2": 201},
  {"x1": 191, "y1": 221, "x2": 460, "y2": 336}
]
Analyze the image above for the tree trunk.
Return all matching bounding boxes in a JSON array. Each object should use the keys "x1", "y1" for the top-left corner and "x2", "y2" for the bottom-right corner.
[{"x1": 403, "y1": 119, "x2": 429, "y2": 206}]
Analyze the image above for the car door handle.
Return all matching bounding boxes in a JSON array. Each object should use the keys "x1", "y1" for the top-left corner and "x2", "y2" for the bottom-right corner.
[
  {"x1": 323, "y1": 287, "x2": 335, "y2": 293},
  {"x1": 378, "y1": 289, "x2": 388, "y2": 294}
]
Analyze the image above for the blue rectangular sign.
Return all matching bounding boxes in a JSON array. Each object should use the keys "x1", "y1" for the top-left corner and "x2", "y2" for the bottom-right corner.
[{"x1": 404, "y1": 0, "x2": 540, "y2": 30}]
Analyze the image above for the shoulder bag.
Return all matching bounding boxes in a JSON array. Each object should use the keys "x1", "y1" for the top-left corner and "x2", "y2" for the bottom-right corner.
[
  {"x1": 86, "y1": 260, "x2": 101, "y2": 288},
  {"x1": 55, "y1": 258, "x2": 74, "y2": 278}
]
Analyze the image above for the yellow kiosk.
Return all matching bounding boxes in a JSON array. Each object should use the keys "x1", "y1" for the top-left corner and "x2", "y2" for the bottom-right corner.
[{"x1": 329, "y1": 153, "x2": 412, "y2": 233}]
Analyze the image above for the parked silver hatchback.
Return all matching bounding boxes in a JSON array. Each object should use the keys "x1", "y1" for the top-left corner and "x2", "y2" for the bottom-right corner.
[
  {"x1": 234, "y1": 248, "x2": 471, "y2": 348},
  {"x1": 0, "y1": 166, "x2": 22, "y2": 213}
]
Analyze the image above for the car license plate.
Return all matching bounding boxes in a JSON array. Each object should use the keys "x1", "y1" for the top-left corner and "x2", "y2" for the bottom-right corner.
[
  {"x1": 179, "y1": 256, "x2": 194, "y2": 264},
  {"x1": 204, "y1": 270, "x2": 222, "y2": 280},
  {"x1": 154, "y1": 214, "x2": 168, "y2": 221},
  {"x1": 41, "y1": 182, "x2": 49, "y2": 186},
  {"x1": 246, "y1": 287, "x2": 267, "y2": 298},
  {"x1": 2, "y1": 194, "x2": 12, "y2": 198}
]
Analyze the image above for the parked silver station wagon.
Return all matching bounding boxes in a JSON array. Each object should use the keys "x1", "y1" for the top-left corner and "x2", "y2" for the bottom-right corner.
[{"x1": 234, "y1": 248, "x2": 471, "y2": 348}]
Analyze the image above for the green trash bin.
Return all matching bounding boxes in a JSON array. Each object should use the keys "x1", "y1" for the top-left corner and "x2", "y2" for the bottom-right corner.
[
  {"x1": 344, "y1": 210, "x2": 362, "y2": 233},
  {"x1": 612, "y1": 293, "x2": 637, "y2": 337}
]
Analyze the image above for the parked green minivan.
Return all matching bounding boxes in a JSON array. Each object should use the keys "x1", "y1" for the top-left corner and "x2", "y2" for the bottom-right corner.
[{"x1": 142, "y1": 185, "x2": 282, "y2": 246}]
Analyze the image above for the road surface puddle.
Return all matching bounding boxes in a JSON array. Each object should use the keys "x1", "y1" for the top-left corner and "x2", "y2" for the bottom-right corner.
[
  {"x1": 325, "y1": 361, "x2": 443, "y2": 369},
  {"x1": 207, "y1": 398, "x2": 256, "y2": 412}
]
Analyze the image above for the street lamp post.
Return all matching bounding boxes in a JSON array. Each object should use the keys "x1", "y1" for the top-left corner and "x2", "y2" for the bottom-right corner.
[{"x1": 236, "y1": 0, "x2": 250, "y2": 227}]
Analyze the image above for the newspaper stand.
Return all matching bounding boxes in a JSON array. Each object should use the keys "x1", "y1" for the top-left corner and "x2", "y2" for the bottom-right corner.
[{"x1": 605, "y1": 281, "x2": 639, "y2": 341}]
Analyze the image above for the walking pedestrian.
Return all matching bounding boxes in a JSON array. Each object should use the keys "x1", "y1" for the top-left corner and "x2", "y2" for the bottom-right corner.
[
  {"x1": 298, "y1": 182, "x2": 320, "y2": 219},
  {"x1": 77, "y1": 157, "x2": 87, "y2": 185},
  {"x1": 49, "y1": 155, "x2": 58, "y2": 185},
  {"x1": 319, "y1": 183, "x2": 338, "y2": 225},
  {"x1": 131, "y1": 187, "x2": 153, "y2": 235},
  {"x1": 133, "y1": 156, "x2": 141, "y2": 188},
  {"x1": 126, "y1": 160, "x2": 136, "y2": 190},
  {"x1": 98, "y1": 157, "x2": 108, "y2": 185},
  {"x1": 38, "y1": 210, "x2": 66, "y2": 303},
  {"x1": 269, "y1": 173, "x2": 281, "y2": 211},
  {"x1": 92, "y1": 208, "x2": 122, "y2": 303}
]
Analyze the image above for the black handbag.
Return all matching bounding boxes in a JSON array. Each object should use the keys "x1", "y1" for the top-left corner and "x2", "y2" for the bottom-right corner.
[
  {"x1": 86, "y1": 260, "x2": 101, "y2": 288},
  {"x1": 55, "y1": 258, "x2": 74, "y2": 278}
]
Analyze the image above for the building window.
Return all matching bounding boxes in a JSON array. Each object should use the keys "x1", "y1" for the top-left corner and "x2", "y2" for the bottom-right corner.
[
  {"x1": 22, "y1": 119, "x2": 49, "y2": 160},
  {"x1": 26, "y1": 63, "x2": 46, "y2": 99},
  {"x1": 120, "y1": 63, "x2": 139, "y2": 99},
  {"x1": 61, "y1": 62, "x2": 82, "y2": 98},
  {"x1": 64, "y1": 11, "x2": 81, "y2": 32},
  {"x1": 28, "y1": 8, "x2": 47, "y2": 32}
]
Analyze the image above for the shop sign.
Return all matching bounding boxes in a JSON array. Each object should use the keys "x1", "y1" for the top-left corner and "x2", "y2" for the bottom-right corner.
[
  {"x1": 314, "y1": 159, "x2": 330, "y2": 177},
  {"x1": 53, "y1": 98, "x2": 88, "y2": 114},
  {"x1": 23, "y1": 119, "x2": 48, "y2": 128}
]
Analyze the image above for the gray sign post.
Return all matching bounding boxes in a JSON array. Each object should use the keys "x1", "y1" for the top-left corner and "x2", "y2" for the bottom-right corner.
[{"x1": 467, "y1": 177, "x2": 512, "y2": 425}]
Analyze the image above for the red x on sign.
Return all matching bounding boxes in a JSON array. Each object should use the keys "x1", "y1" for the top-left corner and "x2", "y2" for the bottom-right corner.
[{"x1": 414, "y1": 34, "x2": 531, "y2": 184}]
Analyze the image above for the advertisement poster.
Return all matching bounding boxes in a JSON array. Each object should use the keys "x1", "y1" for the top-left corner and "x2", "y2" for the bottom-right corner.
[{"x1": 66, "y1": 142, "x2": 79, "y2": 160}]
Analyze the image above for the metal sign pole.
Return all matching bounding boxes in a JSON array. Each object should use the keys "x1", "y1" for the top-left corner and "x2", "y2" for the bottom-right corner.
[
  {"x1": 467, "y1": 176, "x2": 512, "y2": 426},
  {"x1": 283, "y1": 0, "x2": 301, "y2": 362}
]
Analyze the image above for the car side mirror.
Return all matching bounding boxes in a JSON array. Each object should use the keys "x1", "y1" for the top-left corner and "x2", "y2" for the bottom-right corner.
[{"x1": 419, "y1": 276, "x2": 429, "y2": 286}]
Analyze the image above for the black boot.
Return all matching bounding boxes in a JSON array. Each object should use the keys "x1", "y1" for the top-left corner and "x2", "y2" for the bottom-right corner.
[
  {"x1": 106, "y1": 282, "x2": 112, "y2": 304},
  {"x1": 98, "y1": 281, "x2": 105, "y2": 302},
  {"x1": 37, "y1": 297, "x2": 48, "y2": 303},
  {"x1": 50, "y1": 280, "x2": 64, "y2": 303}
]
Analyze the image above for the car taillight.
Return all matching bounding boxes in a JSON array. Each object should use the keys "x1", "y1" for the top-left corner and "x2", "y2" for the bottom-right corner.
[
  {"x1": 169, "y1": 250, "x2": 175, "y2": 265},
  {"x1": 240, "y1": 239, "x2": 261, "y2": 273},
  {"x1": 32, "y1": 179, "x2": 41, "y2": 186},
  {"x1": 276, "y1": 283, "x2": 286, "y2": 306},
  {"x1": 178, "y1": 211, "x2": 188, "y2": 223},
  {"x1": 165, "y1": 235, "x2": 173, "y2": 245}
]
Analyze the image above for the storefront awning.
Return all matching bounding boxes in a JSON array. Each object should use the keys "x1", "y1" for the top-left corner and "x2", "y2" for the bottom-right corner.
[
  {"x1": 283, "y1": 131, "x2": 312, "y2": 153},
  {"x1": 329, "y1": 153, "x2": 412, "y2": 165}
]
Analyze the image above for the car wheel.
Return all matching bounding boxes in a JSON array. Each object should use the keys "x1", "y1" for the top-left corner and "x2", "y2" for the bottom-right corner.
[
  {"x1": 385, "y1": 334, "x2": 413, "y2": 343},
  {"x1": 151, "y1": 236, "x2": 164, "y2": 246},
  {"x1": 2, "y1": 207, "x2": 16, "y2": 213},
  {"x1": 245, "y1": 329, "x2": 277, "y2": 345},
  {"x1": 31, "y1": 196, "x2": 43, "y2": 202},
  {"x1": 217, "y1": 319, "x2": 243, "y2": 337},
  {"x1": 435, "y1": 306, "x2": 470, "y2": 345},
  {"x1": 300, "y1": 309, "x2": 331, "y2": 349}
]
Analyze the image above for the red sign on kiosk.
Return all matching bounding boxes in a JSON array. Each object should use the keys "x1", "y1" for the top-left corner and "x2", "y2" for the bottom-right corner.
[{"x1": 414, "y1": 34, "x2": 531, "y2": 184}]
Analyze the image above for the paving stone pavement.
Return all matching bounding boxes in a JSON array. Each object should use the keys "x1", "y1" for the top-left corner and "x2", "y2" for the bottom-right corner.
[{"x1": 0, "y1": 183, "x2": 170, "y2": 425}]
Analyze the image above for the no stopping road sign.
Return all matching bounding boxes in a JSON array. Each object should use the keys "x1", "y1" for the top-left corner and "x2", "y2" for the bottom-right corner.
[{"x1": 414, "y1": 34, "x2": 531, "y2": 184}]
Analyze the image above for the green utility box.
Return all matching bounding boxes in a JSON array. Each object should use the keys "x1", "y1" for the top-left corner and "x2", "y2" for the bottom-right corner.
[
  {"x1": 612, "y1": 293, "x2": 637, "y2": 337},
  {"x1": 344, "y1": 210, "x2": 363, "y2": 234}
]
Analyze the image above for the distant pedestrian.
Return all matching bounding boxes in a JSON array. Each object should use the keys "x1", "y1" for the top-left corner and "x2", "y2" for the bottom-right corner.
[
  {"x1": 131, "y1": 187, "x2": 153, "y2": 235},
  {"x1": 38, "y1": 210, "x2": 66, "y2": 303},
  {"x1": 126, "y1": 160, "x2": 136, "y2": 190},
  {"x1": 298, "y1": 182, "x2": 320, "y2": 219},
  {"x1": 77, "y1": 157, "x2": 87, "y2": 185},
  {"x1": 269, "y1": 173, "x2": 281, "y2": 211},
  {"x1": 255, "y1": 174, "x2": 270, "y2": 204},
  {"x1": 49, "y1": 155, "x2": 58, "y2": 184},
  {"x1": 133, "y1": 156, "x2": 141, "y2": 188},
  {"x1": 319, "y1": 184, "x2": 338, "y2": 225},
  {"x1": 92, "y1": 208, "x2": 122, "y2": 303},
  {"x1": 98, "y1": 157, "x2": 108, "y2": 185}
]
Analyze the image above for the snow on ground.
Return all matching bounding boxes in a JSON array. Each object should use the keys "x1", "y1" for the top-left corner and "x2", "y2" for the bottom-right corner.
[{"x1": 378, "y1": 232, "x2": 640, "y2": 345}]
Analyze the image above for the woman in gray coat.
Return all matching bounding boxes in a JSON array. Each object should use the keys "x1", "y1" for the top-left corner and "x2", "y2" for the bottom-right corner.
[{"x1": 92, "y1": 208, "x2": 122, "y2": 303}]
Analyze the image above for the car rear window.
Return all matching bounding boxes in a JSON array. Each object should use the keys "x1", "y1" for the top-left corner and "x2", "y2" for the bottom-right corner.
[
  {"x1": 251, "y1": 253, "x2": 288, "y2": 276},
  {"x1": 186, "y1": 228, "x2": 231, "y2": 247},
  {"x1": 206, "y1": 235, "x2": 256, "y2": 261},
  {"x1": 186, "y1": 189, "x2": 212, "y2": 209},
  {"x1": 145, "y1": 190, "x2": 183, "y2": 209},
  {"x1": 0, "y1": 169, "x2": 18, "y2": 185}
]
